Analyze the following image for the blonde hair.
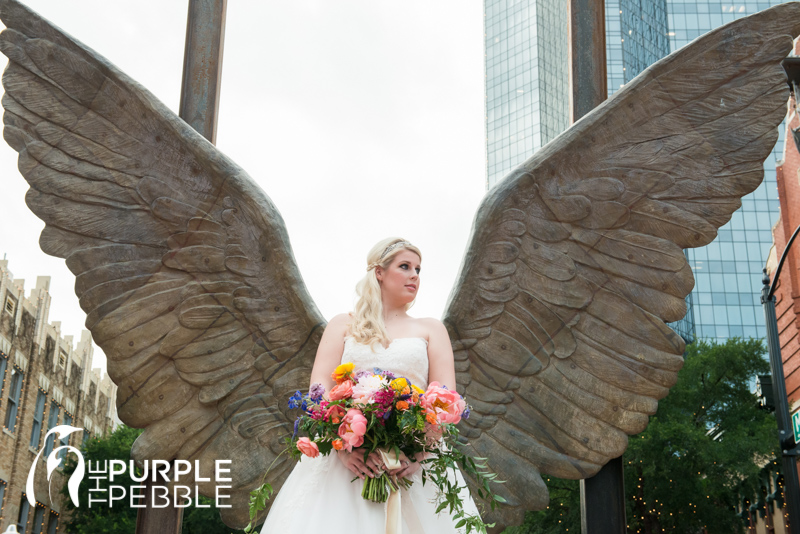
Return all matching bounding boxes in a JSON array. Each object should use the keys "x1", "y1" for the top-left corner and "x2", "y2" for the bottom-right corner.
[{"x1": 350, "y1": 237, "x2": 422, "y2": 348}]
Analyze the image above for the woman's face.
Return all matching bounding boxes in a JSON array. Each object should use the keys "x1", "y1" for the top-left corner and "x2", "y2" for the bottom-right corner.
[{"x1": 376, "y1": 249, "x2": 421, "y2": 305}]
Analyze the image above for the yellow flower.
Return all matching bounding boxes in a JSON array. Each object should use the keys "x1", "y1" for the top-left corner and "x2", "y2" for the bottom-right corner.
[
  {"x1": 390, "y1": 377, "x2": 410, "y2": 392},
  {"x1": 411, "y1": 384, "x2": 424, "y2": 395},
  {"x1": 332, "y1": 362, "x2": 355, "y2": 384}
]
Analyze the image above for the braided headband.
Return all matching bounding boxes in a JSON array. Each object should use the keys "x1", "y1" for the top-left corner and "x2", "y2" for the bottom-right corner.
[{"x1": 366, "y1": 241, "x2": 413, "y2": 271}]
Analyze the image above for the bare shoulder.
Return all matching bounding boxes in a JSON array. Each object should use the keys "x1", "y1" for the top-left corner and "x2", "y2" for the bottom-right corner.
[
  {"x1": 413, "y1": 317, "x2": 449, "y2": 341},
  {"x1": 325, "y1": 313, "x2": 352, "y2": 338}
]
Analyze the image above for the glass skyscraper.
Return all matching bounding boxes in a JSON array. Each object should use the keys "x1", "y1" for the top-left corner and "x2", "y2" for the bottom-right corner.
[
  {"x1": 484, "y1": 0, "x2": 569, "y2": 189},
  {"x1": 665, "y1": 1, "x2": 786, "y2": 342},
  {"x1": 484, "y1": 0, "x2": 789, "y2": 343}
]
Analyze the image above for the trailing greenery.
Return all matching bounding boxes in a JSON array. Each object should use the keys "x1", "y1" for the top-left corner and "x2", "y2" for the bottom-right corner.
[
  {"x1": 60, "y1": 425, "x2": 244, "y2": 534},
  {"x1": 502, "y1": 338, "x2": 779, "y2": 534}
]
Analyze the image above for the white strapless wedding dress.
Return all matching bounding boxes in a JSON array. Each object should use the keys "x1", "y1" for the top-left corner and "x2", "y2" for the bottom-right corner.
[{"x1": 259, "y1": 337, "x2": 480, "y2": 533}]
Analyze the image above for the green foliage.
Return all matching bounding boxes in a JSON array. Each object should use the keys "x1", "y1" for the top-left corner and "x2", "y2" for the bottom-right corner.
[
  {"x1": 60, "y1": 426, "x2": 142, "y2": 534},
  {"x1": 60, "y1": 425, "x2": 244, "y2": 534},
  {"x1": 422, "y1": 443, "x2": 504, "y2": 534},
  {"x1": 501, "y1": 478, "x2": 580, "y2": 534},
  {"x1": 624, "y1": 338, "x2": 778, "y2": 533},
  {"x1": 244, "y1": 482, "x2": 273, "y2": 534},
  {"x1": 502, "y1": 338, "x2": 778, "y2": 534}
]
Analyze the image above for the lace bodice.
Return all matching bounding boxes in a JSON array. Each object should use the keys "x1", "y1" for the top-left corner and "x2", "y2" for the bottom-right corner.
[{"x1": 342, "y1": 336, "x2": 429, "y2": 389}]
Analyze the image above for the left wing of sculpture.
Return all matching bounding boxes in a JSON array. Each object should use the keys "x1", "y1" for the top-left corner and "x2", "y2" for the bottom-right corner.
[
  {"x1": 444, "y1": 4, "x2": 800, "y2": 527},
  {"x1": 0, "y1": 0, "x2": 326, "y2": 527}
]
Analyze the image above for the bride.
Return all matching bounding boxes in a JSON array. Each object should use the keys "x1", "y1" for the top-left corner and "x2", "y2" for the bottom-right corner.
[{"x1": 260, "y1": 237, "x2": 479, "y2": 533}]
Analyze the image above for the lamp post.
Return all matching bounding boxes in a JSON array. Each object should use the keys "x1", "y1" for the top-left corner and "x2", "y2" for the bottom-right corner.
[
  {"x1": 759, "y1": 56, "x2": 800, "y2": 534},
  {"x1": 762, "y1": 261, "x2": 800, "y2": 532}
]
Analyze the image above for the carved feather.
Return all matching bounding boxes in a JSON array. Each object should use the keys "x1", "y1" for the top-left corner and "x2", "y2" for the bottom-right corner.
[
  {"x1": 444, "y1": 4, "x2": 800, "y2": 527},
  {"x1": 0, "y1": 0, "x2": 324, "y2": 527}
]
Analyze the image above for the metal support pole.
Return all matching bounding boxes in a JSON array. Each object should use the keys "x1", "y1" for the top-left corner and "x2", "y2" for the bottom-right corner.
[
  {"x1": 580, "y1": 456, "x2": 626, "y2": 534},
  {"x1": 762, "y1": 268, "x2": 800, "y2": 533},
  {"x1": 135, "y1": 462, "x2": 186, "y2": 534},
  {"x1": 567, "y1": 0, "x2": 624, "y2": 531},
  {"x1": 568, "y1": 0, "x2": 608, "y2": 123},
  {"x1": 179, "y1": 0, "x2": 227, "y2": 143},
  {"x1": 136, "y1": 2, "x2": 226, "y2": 533}
]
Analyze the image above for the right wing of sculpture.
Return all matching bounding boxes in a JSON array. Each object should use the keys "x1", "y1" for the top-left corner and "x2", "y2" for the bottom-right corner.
[
  {"x1": 443, "y1": 4, "x2": 800, "y2": 527},
  {"x1": 0, "y1": 0, "x2": 324, "y2": 526}
]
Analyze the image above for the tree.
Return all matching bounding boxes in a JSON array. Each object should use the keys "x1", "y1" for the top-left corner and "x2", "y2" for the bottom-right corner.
[
  {"x1": 501, "y1": 478, "x2": 580, "y2": 534},
  {"x1": 503, "y1": 338, "x2": 779, "y2": 533},
  {"x1": 61, "y1": 425, "x2": 245, "y2": 534}
]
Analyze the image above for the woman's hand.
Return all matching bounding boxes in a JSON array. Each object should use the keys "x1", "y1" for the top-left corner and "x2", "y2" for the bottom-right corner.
[
  {"x1": 337, "y1": 448, "x2": 385, "y2": 480},
  {"x1": 387, "y1": 451, "x2": 426, "y2": 479}
]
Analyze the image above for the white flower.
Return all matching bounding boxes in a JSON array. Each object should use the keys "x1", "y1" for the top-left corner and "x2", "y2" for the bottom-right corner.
[{"x1": 352, "y1": 374, "x2": 389, "y2": 403}]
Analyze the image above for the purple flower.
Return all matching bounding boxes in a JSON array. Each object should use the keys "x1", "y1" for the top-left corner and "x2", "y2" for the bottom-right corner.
[
  {"x1": 354, "y1": 370, "x2": 371, "y2": 381},
  {"x1": 309, "y1": 382, "x2": 325, "y2": 401},
  {"x1": 461, "y1": 406, "x2": 471, "y2": 419},
  {"x1": 292, "y1": 417, "x2": 300, "y2": 438}
]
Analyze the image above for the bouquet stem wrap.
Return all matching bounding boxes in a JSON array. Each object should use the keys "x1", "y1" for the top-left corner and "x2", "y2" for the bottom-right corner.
[{"x1": 378, "y1": 448, "x2": 403, "y2": 534}]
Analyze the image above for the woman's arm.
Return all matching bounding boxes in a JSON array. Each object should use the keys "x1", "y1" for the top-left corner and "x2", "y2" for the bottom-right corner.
[
  {"x1": 308, "y1": 313, "x2": 351, "y2": 392},
  {"x1": 425, "y1": 318, "x2": 457, "y2": 390},
  {"x1": 312, "y1": 314, "x2": 384, "y2": 478}
]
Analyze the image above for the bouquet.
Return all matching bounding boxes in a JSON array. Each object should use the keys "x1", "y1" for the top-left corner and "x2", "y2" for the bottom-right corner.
[{"x1": 245, "y1": 363, "x2": 504, "y2": 534}]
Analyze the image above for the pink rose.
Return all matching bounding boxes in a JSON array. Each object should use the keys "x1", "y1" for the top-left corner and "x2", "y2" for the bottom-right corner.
[
  {"x1": 329, "y1": 380, "x2": 354, "y2": 401},
  {"x1": 337, "y1": 408, "x2": 368, "y2": 451},
  {"x1": 423, "y1": 382, "x2": 466, "y2": 425},
  {"x1": 296, "y1": 437, "x2": 320, "y2": 458}
]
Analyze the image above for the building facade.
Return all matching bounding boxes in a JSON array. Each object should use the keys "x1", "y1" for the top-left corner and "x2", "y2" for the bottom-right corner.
[
  {"x1": 484, "y1": 0, "x2": 570, "y2": 189},
  {"x1": 0, "y1": 259, "x2": 118, "y2": 534},
  {"x1": 767, "y1": 90, "x2": 800, "y2": 408},
  {"x1": 483, "y1": 0, "x2": 790, "y2": 344}
]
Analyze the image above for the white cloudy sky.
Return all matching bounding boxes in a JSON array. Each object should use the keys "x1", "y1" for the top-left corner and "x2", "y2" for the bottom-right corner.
[{"x1": 0, "y1": 1, "x2": 487, "y2": 375}]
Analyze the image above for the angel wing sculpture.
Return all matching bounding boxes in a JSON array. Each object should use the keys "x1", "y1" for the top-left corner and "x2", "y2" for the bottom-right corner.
[{"x1": 1, "y1": 0, "x2": 798, "y2": 528}]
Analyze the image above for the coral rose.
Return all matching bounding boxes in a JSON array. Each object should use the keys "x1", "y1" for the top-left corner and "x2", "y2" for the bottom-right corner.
[
  {"x1": 337, "y1": 408, "x2": 368, "y2": 451},
  {"x1": 396, "y1": 400, "x2": 409, "y2": 411},
  {"x1": 329, "y1": 380, "x2": 354, "y2": 401},
  {"x1": 296, "y1": 437, "x2": 319, "y2": 458},
  {"x1": 332, "y1": 439, "x2": 344, "y2": 451},
  {"x1": 423, "y1": 382, "x2": 467, "y2": 425}
]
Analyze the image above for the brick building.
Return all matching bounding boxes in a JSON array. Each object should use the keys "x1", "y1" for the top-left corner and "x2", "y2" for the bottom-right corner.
[
  {"x1": 764, "y1": 49, "x2": 800, "y2": 534},
  {"x1": 0, "y1": 258, "x2": 118, "y2": 534},
  {"x1": 767, "y1": 93, "x2": 800, "y2": 411}
]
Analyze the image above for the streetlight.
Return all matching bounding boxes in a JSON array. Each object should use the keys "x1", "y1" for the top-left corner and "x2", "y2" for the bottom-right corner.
[{"x1": 759, "y1": 55, "x2": 800, "y2": 534}]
